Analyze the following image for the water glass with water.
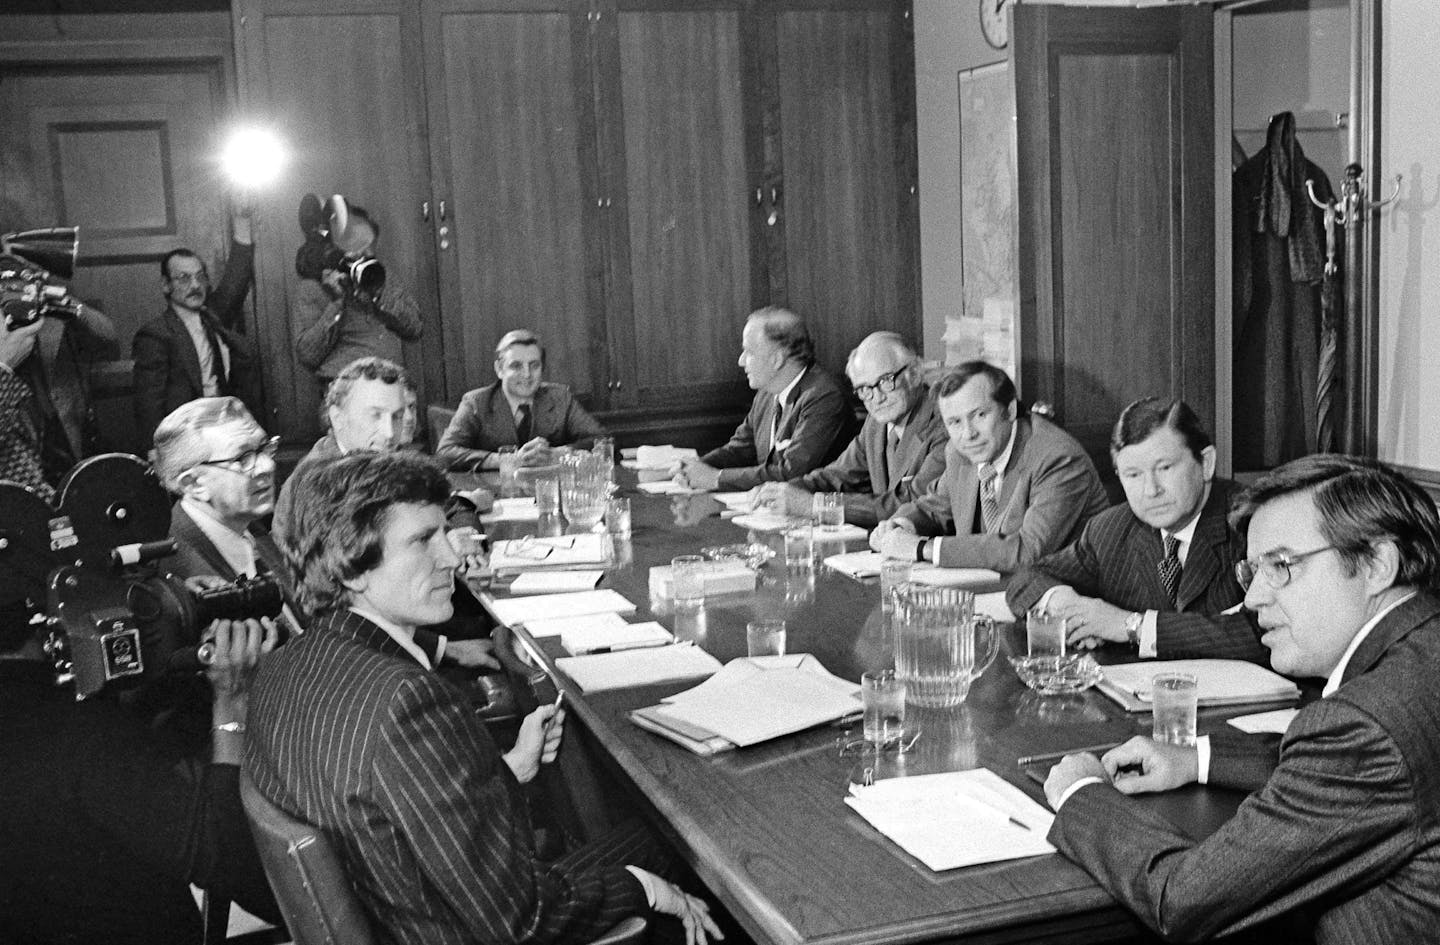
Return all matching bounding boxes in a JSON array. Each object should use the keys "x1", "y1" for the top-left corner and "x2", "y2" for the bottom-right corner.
[
  {"x1": 811, "y1": 493, "x2": 844, "y2": 533},
  {"x1": 861, "y1": 669, "x2": 906, "y2": 746},
  {"x1": 746, "y1": 619, "x2": 787, "y2": 657},
  {"x1": 671, "y1": 555, "x2": 706, "y2": 609},
  {"x1": 880, "y1": 560, "x2": 911, "y2": 615},
  {"x1": 1151, "y1": 672, "x2": 1198, "y2": 746},
  {"x1": 784, "y1": 523, "x2": 814, "y2": 573},
  {"x1": 606, "y1": 496, "x2": 632, "y2": 537},
  {"x1": 497, "y1": 446, "x2": 519, "y2": 497}
]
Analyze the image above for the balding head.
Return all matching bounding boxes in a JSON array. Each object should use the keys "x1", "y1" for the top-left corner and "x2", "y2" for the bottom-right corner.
[{"x1": 846, "y1": 332, "x2": 922, "y2": 424}]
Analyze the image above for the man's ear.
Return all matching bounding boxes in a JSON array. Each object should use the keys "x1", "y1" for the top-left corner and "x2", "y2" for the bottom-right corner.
[
  {"x1": 341, "y1": 573, "x2": 368, "y2": 596},
  {"x1": 176, "y1": 468, "x2": 207, "y2": 501},
  {"x1": 1200, "y1": 444, "x2": 1217, "y2": 481},
  {"x1": 493, "y1": 358, "x2": 505, "y2": 381},
  {"x1": 1363, "y1": 540, "x2": 1402, "y2": 595}
]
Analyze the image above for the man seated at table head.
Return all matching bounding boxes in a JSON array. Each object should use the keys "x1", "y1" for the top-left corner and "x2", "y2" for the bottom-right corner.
[
  {"x1": 869, "y1": 361, "x2": 1107, "y2": 574},
  {"x1": 1006, "y1": 396, "x2": 1265, "y2": 661},
  {"x1": 751, "y1": 331, "x2": 946, "y2": 528},
  {"x1": 677, "y1": 306, "x2": 856, "y2": 492},
  {"x1": 436, "y1": 328, "x2": 606, "y2": 472},
  {"x1": 1042, "y1": 454, "x2": 1440, "y2": 944},
  {"x1": 247, "y1": 450, "x2": 723, "y2": 945}
]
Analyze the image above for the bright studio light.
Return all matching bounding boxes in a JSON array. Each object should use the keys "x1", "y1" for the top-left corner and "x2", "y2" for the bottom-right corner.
[{"x1": 220, "y1": 127, "x2": 287, "y2": 190}]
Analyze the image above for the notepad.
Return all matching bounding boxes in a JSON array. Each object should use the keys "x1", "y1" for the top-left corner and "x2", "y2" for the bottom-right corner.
[
  {"x1": 490, "y1": 534, "x2": 611, "y2": 571},
  {"x1": 637, "y1": 479, "x2": 703, "y2": 495},
  {"x1": 489, "y1": 589, "x2": 636, "y2": 627},
  {"x1": 557, "y1": 644, "x2": 722, "y2": 692},
  {"x1": 1227, "y1": 707, "x2": 1301, "y2": 734},
  {"x1": 909, "y1": 565, "x2": 1004, "y2": 589},
  {"x1": 523, "y1": 611, "x2": 631, "y2": 639},
  {"x1": 562, "y1": 620, "x2": 673, "y2": 656},
  {"x1": 824, "y1": 550, "x2": 886, "y2": 579},
  {"x1": 508, "y1": 570, "x2": 604, "y2": 595},
  {"x1": 845, "y1": 769, "x2": 1056, "y2": 871},
  {"x1": 712, "y1": 491, "x2": 754, "y2": 509},
  {"x1": 1097, "y1": 659, "x2": 1301, "y2": 713},
  {"x1": 479, "y1": 497, "x2": 540, "y2": 523}
]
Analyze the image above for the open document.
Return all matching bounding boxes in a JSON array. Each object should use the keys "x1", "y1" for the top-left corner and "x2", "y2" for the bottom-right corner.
[{"x1": 1098, "y1": 659, "x2": 1300, "y2": 713}]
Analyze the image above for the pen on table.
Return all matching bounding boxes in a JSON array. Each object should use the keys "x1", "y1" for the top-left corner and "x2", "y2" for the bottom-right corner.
[
  {"x1": 1016, "y1": 743, "x2": 1123, "y2": 767},
  {"x1": 581, "y1": 639, "x2": 673, "y2": 655}
]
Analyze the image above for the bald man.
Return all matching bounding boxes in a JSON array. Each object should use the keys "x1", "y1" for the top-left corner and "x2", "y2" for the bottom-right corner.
[{"x1": 753, "y1": 332, "x2": 946, "y2": 528}]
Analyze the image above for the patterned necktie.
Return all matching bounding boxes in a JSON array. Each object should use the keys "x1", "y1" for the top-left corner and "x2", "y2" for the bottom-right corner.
[
  {"x1": 978, "y1": 462, "x2": 1000, "y2": 534},
  {"x1": 200, "y1": 318, "x2": 228, "y2": 393},
  {"x1": 768, "y1": 400, "x2": 784, "y2": 458},
  {"x1": 885, "y1": 426, "x2": 901, "y2": 483},
  {"x1": 515, "y1": 403, "x2": 533, "y2": 444},
  {"x1": 1158, "y1": 533, "x2": 1182, "y2": 607}
]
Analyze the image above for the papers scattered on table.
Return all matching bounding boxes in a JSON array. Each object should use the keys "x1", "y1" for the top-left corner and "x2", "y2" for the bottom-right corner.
[
  {"x1": 561, "y1": 620, "x2": 673, "y2": 656},
  {"x1": 628, "y1": 444, "x2": 697, "y2": 469},
  {"x1": 1097, "y1": 659, "x2": 1301, "y2": 713},
  {"x1": 728, "y1": 511, "x2": 792, "y2": 532},
  {"x1": 712, "y1": 491, "x2": 754, "y2": 509},
  {"x1": 1227, "y1": 707, "x2": 1301, "y2": 734},
  {"x1": 648, "y1": 560, "x2": 756, "y2": 598},
  {"x1": 909, "y1": 565, "x2": 1004, "y2": 588},
  {"x1": 524, "y1": 611, "x2": 631, "y2": 639},
  {"x1": 479, "y1": 497, "x2": 539, "y2": 523},
  {"x1": 845, "y1": 769, "x2": 1056, "y2": 871},
  {"x1": 631, "y1": 655, "x2": 861, "y2": 752},
  {"x1": 972, "y1": 591, "x2": 1015, "y2": 622},
  {"x1": 489, "y1": 589, "x2": 636, "y2": 627},
  {"x1": 557, "y1": 643, "x2": 722, "y2": 693},
  {"x1": 490, "y1": 534, "x2": 611, "y2": 571},
  {"x1": 810, "y1": 524, "x2": 870, "y2": 543},
  {"x1": 637, "y1": 479, "x2": 702, "y2": 495},
  {"x1": 824, "y1": 550, "x2": 885, "y2": 578},
  {"x1": 508, "y1": 570, "x2": 604, "y2": 595}
]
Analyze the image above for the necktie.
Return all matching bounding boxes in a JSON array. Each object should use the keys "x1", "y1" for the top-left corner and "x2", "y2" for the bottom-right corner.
[
  {"x1": 515, "y1": 403, "x2": 533, "y2": 444},
  {"x1": 768, "y1": 400, "x2": 785, "y2": 458},
  {"x1": 884, "y1": 426, "x2": 901, "y2": 484},
  {"x1": 978, "y1": 463, "x2": 1000, "y2": 534},
  {"x1": 200, "y1": 318, "x2": 228, "y2": 393},
  {"x1": 1158, "y1": 533, "x2": 1182, "y2": 607}
]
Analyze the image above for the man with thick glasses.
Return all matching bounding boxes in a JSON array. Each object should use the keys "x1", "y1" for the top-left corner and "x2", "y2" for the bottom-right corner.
[
  {"x1": 1042, "y1": 454, "x2": 1440, "y2": 943},
  {"x1": 1007, "y1": 397, "x2": 1264, "y2": 661},
  {"x1": 751, "y1": 332, "x2": 946, "y2": 528}
]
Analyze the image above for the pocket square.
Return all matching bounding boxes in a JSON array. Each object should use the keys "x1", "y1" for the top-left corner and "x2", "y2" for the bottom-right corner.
[{"x1": 774, "y1": 438, "x2": 794, "y2": 451}]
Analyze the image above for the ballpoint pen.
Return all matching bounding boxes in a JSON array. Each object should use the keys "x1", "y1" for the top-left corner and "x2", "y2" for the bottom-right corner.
[{"x1": 1015, "y1": 743, "x2": 1123, "y2": 767}]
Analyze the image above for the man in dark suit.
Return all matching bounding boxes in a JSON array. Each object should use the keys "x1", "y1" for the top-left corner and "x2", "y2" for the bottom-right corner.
[
  {"x1": 247, "y1": 451, "x2": 722, "y2": 945},
  {"x1": 1043, "y1": 455, "x2": 1440, "y2": 944},
  {"x1": 132, "y1": 213, "x2": 259, "y2": 449},
  {"x1": 871, "y1": 361, "x2": 1108, "y2": 574},
  {"x1": 678, "y1": 306, "x2": 856, "y2": 491},
  {"x1": 1007, "y1": 397, "x2": 1264, "y2": 661},
  {"x1": 752, "y1": 331, "x2": 946, "y2": 528},
  {"x1": 436, "y1": 329, "x2": 606, "y2": 472}
]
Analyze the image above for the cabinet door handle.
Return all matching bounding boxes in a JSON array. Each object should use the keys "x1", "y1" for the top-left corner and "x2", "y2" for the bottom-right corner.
[
  {"x1": 438, "y1": 200, "x2": 447, "y2": 221},
  {"x1": 770, "y1": 185, "x2": 780, "y2": 207},
  {"x1": 421, "y1": 200, "x2": 431, "y2": 221},
  {"x1": 755, "y1": 186, "x2": 764, "y2": 207}
]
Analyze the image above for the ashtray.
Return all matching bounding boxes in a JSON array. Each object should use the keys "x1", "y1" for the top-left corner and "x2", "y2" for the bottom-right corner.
[
  {"x1": 1010, "y1": 654, "x2": 1103, "y2": 695},
  {"x1": 701, "y1": 542, "x2": 776, "y2": 570}
]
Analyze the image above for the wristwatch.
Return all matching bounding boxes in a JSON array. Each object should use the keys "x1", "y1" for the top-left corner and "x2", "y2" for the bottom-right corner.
[
  {"x1": 1124, "y1": 611, "x2": 1143, "y2": 648},
  {"x1": 915, "y1": 538, "x2": 930, "y2": 563}
]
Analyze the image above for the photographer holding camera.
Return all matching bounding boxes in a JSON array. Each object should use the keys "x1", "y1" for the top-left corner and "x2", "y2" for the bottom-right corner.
[{"x1": 294, "y1": 199, "x2": 421, "y2": 387}]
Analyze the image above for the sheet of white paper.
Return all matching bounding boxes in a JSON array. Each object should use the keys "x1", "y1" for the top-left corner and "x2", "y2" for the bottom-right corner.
[
  {"x1": 637, "y1": 479, "x2": 703, "y2": 495},
  {"x1": 1227, "y1": 707, "x2": 1300, "y2": 734},
  {"x1": 729, "y1": 511, "x2": 798, "y2": 532},
  {"x1": 909, "y1": 565, "x2": 1004, "y2": 588},
  {"x1": 524, "y1": 611, "x2": 631, "y2": 639},
  {"x1": 557, "y1": 645, "x2": 722, "y2": 692},
  {"x1": 479, "y1": 497, "x2": 540, "y2": 523},
  {"x1": 508, "y1": 570, "x2": 604, "y2": 594},
  {"x1": 823, "y1": 550, "x2": 885, "y2": 578},
  {"x1": 489, "y1": 589, "x2": 635, "y2": 627},
  {"x1": 712, "y1": 491, "x2": 755, "y2": 509},
  {"x1": 562, "y1": 620, "x2": 673, "y2": 655},
  {"x1": 1102, "y1": 659, "x2": 1300, "y2": 704},
  {"x1": 973, "y1": 591, "x2": 1016, "y2": 622},
  {"x1": 656, "y1": 664, "x2": 861, "y2": 746},
  {"x1": 634, "y1": 444, "x2": 698, "y2": 468},
  {"x1": 491, "y1": 534, "x2": 611, "y2": 571}
]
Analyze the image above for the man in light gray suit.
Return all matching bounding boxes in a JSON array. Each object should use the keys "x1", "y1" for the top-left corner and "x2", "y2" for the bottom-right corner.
[
  {"x1": 870, "y1": 361, "x2": 1108, "y2": 574},
  {"x1": 753, "y1": 331, "x2": 945, "y2": 528},
  {"x1": 1044, "y1": 454, "x2": 1440, "y2": 944}
]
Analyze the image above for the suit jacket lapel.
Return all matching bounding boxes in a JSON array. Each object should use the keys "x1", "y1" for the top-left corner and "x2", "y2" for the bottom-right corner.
[
  {"x1": 484, "y1": 384, "x2": 518, "y2": 442},
  {"x1": 165, "y1": 311, "x2": 205, "y2": 394},
  {"x1": 1175, "y1": 483, "x2": 1233, "y2": 611},
  {"x1": 951, "y1": 450, "x2": 981, "y2": 536},
  {"x1": 171, "y1": 504, "x2": 237, "y2": 579},
  {"x1": 326, "y1": 609, "x2": 430, "y2": 670},
  {"x1": 534, "y1": 386, "x2": 560, "y2": 440},
  {"x1": 756, "y1": 392, "x2": 777, "y2": 459},
  {"x1": 892, "y1": 396, "x2": 934, "y2": 483},
  {"x1": 993, "y1": 417, "x2": 1033, "y2": 524}
]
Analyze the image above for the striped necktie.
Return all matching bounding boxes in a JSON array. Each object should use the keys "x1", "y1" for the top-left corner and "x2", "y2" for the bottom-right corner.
[
  {"x1": 978, "y1": 463, "x2": 1000, "y2": 534},
  {"x1": 1157, "y1": 533, "x2": 1182, "y2": 607}
]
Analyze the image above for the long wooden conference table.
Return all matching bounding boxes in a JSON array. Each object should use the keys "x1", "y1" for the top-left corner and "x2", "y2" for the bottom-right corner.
[{"x1": 474, "y1": 482, "x2": 1266, "y2": 945}]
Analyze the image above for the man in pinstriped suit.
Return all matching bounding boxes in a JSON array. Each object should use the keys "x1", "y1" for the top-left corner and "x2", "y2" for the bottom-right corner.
[
  {"x1": 246, "y1": 451, "x2": 721, "y2": 945},
  {"x1": 1044, "y1": 455, "x2": 1440, "y2": 944},
  {"x1": 1007, "y1": 397, "x2": 1265, "y2": 662}
]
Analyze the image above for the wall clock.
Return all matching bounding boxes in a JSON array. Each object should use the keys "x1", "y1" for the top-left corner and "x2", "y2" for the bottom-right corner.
[{"x1": 979, "y1": 0, "x2": 1012, "y2": 50}]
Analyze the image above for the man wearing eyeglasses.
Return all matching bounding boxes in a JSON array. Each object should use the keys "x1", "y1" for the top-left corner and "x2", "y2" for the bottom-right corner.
[
  {"x1": 1006, "y1": 397, "x2": 1264, "y2": 661},
  {"x1": 1042, "y1": 455, "x2": 1440, "y2": 944},
  {"x1": 751, "y1": 332, "x2": 946, "y2": 528}
]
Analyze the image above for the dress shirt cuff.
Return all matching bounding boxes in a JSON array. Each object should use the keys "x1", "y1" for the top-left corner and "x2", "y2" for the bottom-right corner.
[
  {"x1": 0, "y1": 361, "x2": 13, "y2": 377},
  {"x1": 434, "y1": 635, "x2": 448, "y2": 665},
  {"x1": 1055, "y1": 776, "x2": 1104, "y2": 811},
  {"x1": 1036, "y1": 585, "x2": 1069, "y2": 613},
  {"x1": 624, "y1": 866, "x2": 659, "y2": 908},
  {"x1": 1196, "y1": 735, "x2": 1211, "y2": 784},
  {"x1": 928, "y1": 537, "x2": 940, "y2": 565},
  {"x1": 1138, "y1": 610, "x2": 1159, "y2": 658}
]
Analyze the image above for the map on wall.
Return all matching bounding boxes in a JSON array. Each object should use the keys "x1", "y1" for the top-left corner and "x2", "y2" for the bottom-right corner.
[{"x1": 952, "y1": 61, "x2": 1017, "y2": 381}]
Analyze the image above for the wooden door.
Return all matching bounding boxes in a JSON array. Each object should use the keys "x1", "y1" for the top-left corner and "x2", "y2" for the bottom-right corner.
[
  {"x1": 597, "y1": 0, "x2": 759, "y2": 412},
  {"x1": 421, "y1": 0, "x2": 603, "y2": 407},
  {"x1": 232, "y1": 0, "x2": 443, "y2": 440},
  {"x1": 1014, "y1": 4, "x2": 1215, "y2": 468},
  {"x1": 763, "y1": 0, "x2": 920, "y2": 375},
  {"x1": 0, "y1": 58, "x2": 233, "y2": 453}
]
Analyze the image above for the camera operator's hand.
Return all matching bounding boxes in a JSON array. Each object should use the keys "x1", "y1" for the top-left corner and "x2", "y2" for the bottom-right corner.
[
  {"x1": 1, "y1": 317, "x2": 43, "y2": 370},
  {"x1": 320, "y1": 268, "x2": 347, "y2": 301},
  {"x1": 205, "y1": 616, "x2": 279, "y2": 765}
]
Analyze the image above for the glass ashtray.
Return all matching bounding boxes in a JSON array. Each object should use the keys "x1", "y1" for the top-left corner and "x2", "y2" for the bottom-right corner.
[
  {"x1": 701, "y1": 542, "x2": 776, "y2": 570},
  {"x1": 1010, "y1": 654, "x2": 1103, "y2": 695}
]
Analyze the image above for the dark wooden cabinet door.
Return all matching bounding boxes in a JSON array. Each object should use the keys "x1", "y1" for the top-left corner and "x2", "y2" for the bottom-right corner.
[
  {"x1": 764, "y1": 0, "x2": 920, "y2": 375},
  {"x1": 1014, "y1": 4, "x2": 1215, "y2": 466},
  {"x1": 232, "y1": 0, "x2": 443, "y2": 440},
  {"x1": 421, "y1": 0, "x2": 604, "y2": 406}
]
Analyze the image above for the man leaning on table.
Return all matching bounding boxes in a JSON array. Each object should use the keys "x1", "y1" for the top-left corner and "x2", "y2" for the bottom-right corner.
[
  {"x1": 1007, "y1": 397, "x2": 1265, "y2": 662},
  {"x1": 436, "y1": 328, "x2": 606, "y2": 472},
  {"x1": 247, "y1": 450, "x2": 723, "y2": 945},
  {"x1": 676, "y1": 307, "x2": 855, "y2": 492},
  {"x1": 751, "y1": 331, "x2": 946, "y2": 528},
  {"x1": 869, "y1": 361, "x2": 1108, "y2": 574},
  {"x1": 1044, "y1": 454, "x2": 1440, "y2": 944}
]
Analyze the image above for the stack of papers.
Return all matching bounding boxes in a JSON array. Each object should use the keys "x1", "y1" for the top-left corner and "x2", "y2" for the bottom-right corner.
[
  {"x1": 491, "y1": 534, "x2": 611, "y2": 571},
  {"x1": 909, "y1": 565, "x2": 1004, "y2": 589},
  {"x1": 557, "y1": 644, "x2": 722, "y2": 692},
  {"x1": 1098, "y1": 659, "x2": 1301, "y2": 713},
  {"x1": 524, "y1": 611, "x2": 632, "y2": 639},
  {"x1": 489, "y1": 589, "x2": 636, "y2": 627},
  {"x1": 712, "y1": 491, "x2": 754, "y2": 510},
  {"x1": 624, "y1": 445, "x2": 697, "y2": 469},
  {"x1": 637, "y1": 479, "x2": 702, "y2": 495},
  {"x1": 561, "y1": 620, "x2": 672, "y2": 656},
  {"x1": 479, "y1": 497, "x2": 540, "y2": 523},
  {"x1": 631, "y1": 655, "x2": 860, "y2": 753},
  {"x1": 845, "y1": 769, "x2": 1056, "y2": 871},
  {"x1": 508, "y1": 570, "x2": 604, "y2": 594},
  {"x1": 729, "y1": 511, "x2": 794, "y2": 532},
  {"x1": 823, "y1": 550, "x2": 885, "y2": 578}
]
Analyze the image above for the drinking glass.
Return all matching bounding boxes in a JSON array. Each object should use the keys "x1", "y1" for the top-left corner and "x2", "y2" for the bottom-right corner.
[
  {"x1": 861, "y1": 669, "x2": 907, "y2": 746},
  {"x1": 671, "y1": 555, "x2": 706, "y2": 609},
  {"x1": 746, "y1": 619, "x2": 787, "y2": 657},
  {"x1": 497, "y1": 446, "x2": 519, "y2": 497},
  {"x1": 880, "y1": 560, "x2": 912, "y2": 615},
  {"x1": 811, "y1": 493, "x2": 844, "y2": 533},
  {"x1": 606, "y1": 496, "x2": 632, "y2": 537},
  {"x1": 784, "y1": 523, "x2": 814, "y2": 573},
  {"x1": 534, "y1": 475, "x2": 561, "y2": 518},
  {"x1": 1151, "y1": 672, "x2": 1199, "y2": 746}
]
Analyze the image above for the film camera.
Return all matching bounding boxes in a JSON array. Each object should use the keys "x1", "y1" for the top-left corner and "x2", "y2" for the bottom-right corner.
[
  {"x1": 295, "y1": 192, "x2": 386, "y2": 301},
  {"x1": 1, "y1": 227, "x2": 85, "y2": 330},
  {"x1": 0, "y1": 453, "x2": 284, "y2": 700}
]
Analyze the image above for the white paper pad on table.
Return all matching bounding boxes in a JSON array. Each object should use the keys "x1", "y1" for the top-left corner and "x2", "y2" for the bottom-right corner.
[
  {"x1": 508, "y1": 570, "x2": 604, "y2": 595},
  {"x1": 973, "y1": 591, "x2": 1016, "y2": 622},
  {"x1": 524, "y1": 611, "x2": 631, "y2": 639},
  {"x1": 909, "y1": 564, "x2": 1004, "y2": 588},
  {"x1": 631, "y1": 445, "x2": 698, "y2": 468},
  {"x1": 1228, "y1": 707, "x2": 1301, "y2": 734},
  {"x1": 824, "y1": 550, "x2": 885, "y2": 578},
  {"x1": 562, "y1": 620, "x2": 673, "y2": 656},
  {"x1": 845, "y1": 768, "x2": 1055, "y2": 871},
  {"x1": 637, "y1": 479, "x2": 703, "y2": 495},
  {"x1": 491, "y1": 534, "x2": 611, "y2": 571},
  {"x1": 479, "y1": 497, "x2": 540, "y2": 523},
  {"x1": 809, "y1": 524, "x2": 870, "y2": 543},
  {"x1": 557, "y1": 644, "x2": 722, "y2": 693},
  {"x1": 490, "y1": 589, "x2": 635, "y2": 627},
  {"x1": 1098, "y1": 659, "x2": 1301, "y2": 712},
  {"x1": 712, "y1": 491, "x2": 754, "y2": 510}
]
